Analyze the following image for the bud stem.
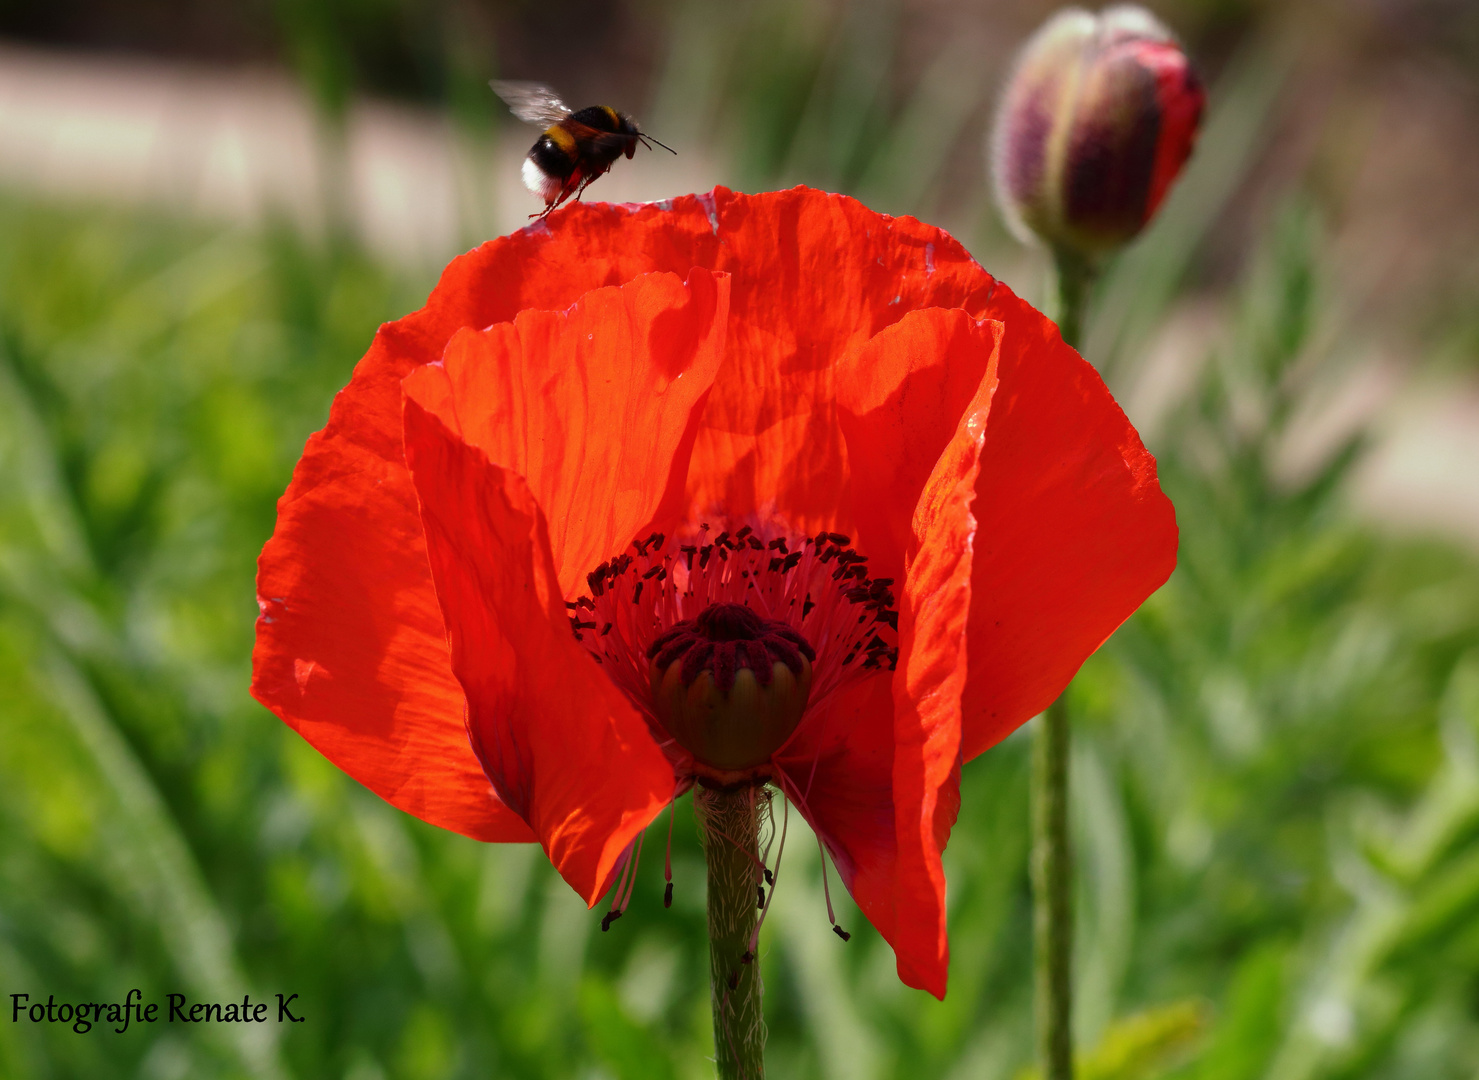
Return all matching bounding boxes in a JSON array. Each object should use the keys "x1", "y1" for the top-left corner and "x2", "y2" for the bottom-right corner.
[
  {"x1": 696, "y1": 784, "x2": 765, "y2": 1079},
  {"x1": 1033, "y1": 248, "x2": 1095, "y2": 1080},
  {"x1": 1052, "y1": 247, "x2": 1095, "y2": 351}
]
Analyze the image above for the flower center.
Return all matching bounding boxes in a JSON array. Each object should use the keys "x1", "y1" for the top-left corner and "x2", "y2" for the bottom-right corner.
[
  {"x1": 567, "y1": 523, "x2": 899, "y2": 779},
  {"x1": 647, "y1": 603, "x2": 815, "y2": 771}
]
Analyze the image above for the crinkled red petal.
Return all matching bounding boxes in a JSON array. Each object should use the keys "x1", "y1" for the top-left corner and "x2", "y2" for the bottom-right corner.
[
  {"x1": 402, "y1": 400, "x2": 678, "y2": 903},
  {"x1": 415, "y1": 187, "x2": 1000, "y2": 537},
  {"x1": 251, "y1": 366, "x2": 532, "y2": 842},
  {"x1": 398, "y1": 270, "x2": 726, "y2": 900},
  {"x1": 960, "y1": 289, "x2": 1177, "y2": 758},
  {"x1": 833, "y1": 308, "x2": 1004, "y2": 997},
  {"x1": 401, "y1": 269, "x2": 728, "y2": 597}
]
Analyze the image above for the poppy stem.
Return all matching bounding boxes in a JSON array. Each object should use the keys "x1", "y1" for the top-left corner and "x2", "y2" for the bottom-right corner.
[
  {"x1": 695, "y1": 783, "x2": 766, "y2": 1080},
  {"x1": 1034, "y1": 249, "x2": 1094, "y2": 1080}
]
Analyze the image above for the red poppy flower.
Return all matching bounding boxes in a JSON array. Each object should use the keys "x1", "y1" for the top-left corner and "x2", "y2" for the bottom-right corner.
[{"x1": 252, "y1": 186, "x2": 1176, "y2": 999}]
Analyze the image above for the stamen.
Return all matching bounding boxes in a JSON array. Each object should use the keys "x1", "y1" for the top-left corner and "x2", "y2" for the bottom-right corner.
[
  {"x1": 663, "y1": 801, "x2": 675, "y2": 909},
  {"x1": 567, "y1": 520, "x2": 900, "y2": 774},
  {"x1": 619, "y1": 830, "x2": 645, "y2": 914},
  {"x1": 817, "y1": 833, "x2": 850, "y2": 942},
  {"x1": 748, "y1": 791, "x2": 788, "y2": 955},
  {"x1": 602, "y1": 844, "x2": 634, "y2": 932}
]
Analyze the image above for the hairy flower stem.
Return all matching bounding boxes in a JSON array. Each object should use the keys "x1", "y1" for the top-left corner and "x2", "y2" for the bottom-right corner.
[
  {"x1": 1034, "y1": 249, "x2": 1095, "y2": 1080},
  {"x1": 696, "y1": 784, "x2": 765, "y2": 1079}
]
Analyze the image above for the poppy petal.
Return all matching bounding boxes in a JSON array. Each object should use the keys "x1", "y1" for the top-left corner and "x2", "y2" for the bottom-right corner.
[
  {"x1": 839, "y1": 293, "x2": 1176, "y2": 761},
  {"x1": 399, "y1": 188, "x2": 999, "y2": 538},
  {"x1": 834, "y1": 308, "x2": 1005, "y2": 997},
  {"x1": 401, "y1": 269, "x2": 729, "y2": 596},
  {"x1": 771, "y1": 673, "x2": 900, "y2": 961},
  {"x1": 252, "y1": 386, "x2": 532, "y2": 842},
  {"x1": 962, "y1": 289, "x2": 1177, "y2": 758},
  {"x1": 402, "y1": 399, "x2": 676, "y2": 903}
]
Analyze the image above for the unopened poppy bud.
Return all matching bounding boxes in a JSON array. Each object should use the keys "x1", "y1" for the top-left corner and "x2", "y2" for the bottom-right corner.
[
  {"x1": 647, "y1": 603, "x2": 815, "y2": 774},
  {"x1": 991, "y1": 5, "x2": 1205, "y2": 258}
]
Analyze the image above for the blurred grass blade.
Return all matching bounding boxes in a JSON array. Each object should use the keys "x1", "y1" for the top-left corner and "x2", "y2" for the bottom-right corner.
[{"x1": 37, "y1": 647, "x2": 291, "y2": 1080}]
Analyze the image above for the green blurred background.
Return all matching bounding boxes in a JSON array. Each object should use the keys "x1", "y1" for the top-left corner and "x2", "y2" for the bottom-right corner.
[{"x1": 2, "y1": 1, "x2": 1478, "y2": 1078}]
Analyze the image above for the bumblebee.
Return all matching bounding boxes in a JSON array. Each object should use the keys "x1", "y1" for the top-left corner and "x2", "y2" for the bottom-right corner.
[{"x1": 491, "y1": 81, "x2": 675, "y2": 217}]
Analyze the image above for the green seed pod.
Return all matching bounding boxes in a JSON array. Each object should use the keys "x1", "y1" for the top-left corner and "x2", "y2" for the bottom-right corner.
[{"x1": 647, "y1": 603, "x2": 815, "y2": 775}]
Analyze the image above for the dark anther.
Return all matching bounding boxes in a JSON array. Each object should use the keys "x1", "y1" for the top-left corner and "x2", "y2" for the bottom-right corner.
[
  {"x1": 633, "y1": 580, "x2": 644, "y2": 605},
  {"x1": 699, "y1": 545, "x2": 713, "y2": 569},
  {"x1": 769, "y1": 557, "x2": 783, "y2": 572},
  {"x1": 651, "y1": 532, "x2": 665, "y2": 551},
  {"x1": 764, "y1": 868, "x2": 774, "y2": 885},
  {"x1": 663, "y1": 882, "x2": 673, "y2": 908},
  {"x1": 827, "y1": 532, "x2": 851, "y2": 545},
  {"x1": 565, "y1": 600, "x2": 579, "y2": 609},
  {"x1": 601, "y1": 910, "x2": 623, "y2": 932},
  {"x1": 736, "y1": 526, "x2": 753, "y2": 540},
  {"x1": 782, "y1": 551, "x2": 803, "y2": 571},
  {"x1": 601, "y1": 622, "x2": 613, "y2": 635},
  {"x1": 747, "y1": 535, "x2": 764, "y2": 550},
  {"x1": 832, "y1": 925, "x2": 851, "y2": 942},
  {"x1": 757, "y1": 886, "x2": 766, "y2": 908},
  {"x1": 802, "y1": 594, "x2": 815, "y2": 619},
  {"x1": 714, "y1": 530, "x2": 731, "y2": 548},
  {"x1": 768, "y1": 537, "x2": 787, "y2": 551},
  {"x1": 643, "y1": 564, "x2": 663, "y2": 579},
  {"x1": 819, "y1": 547, "x2": 837, "y2": 563},
  {"x1": 741, "y1": 950, "x2": 754, "y2": 965}
]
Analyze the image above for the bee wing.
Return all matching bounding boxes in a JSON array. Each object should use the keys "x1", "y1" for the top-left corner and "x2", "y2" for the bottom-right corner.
[{"x1": 489, "y1": 81, "x2": 572, "y2": 126}]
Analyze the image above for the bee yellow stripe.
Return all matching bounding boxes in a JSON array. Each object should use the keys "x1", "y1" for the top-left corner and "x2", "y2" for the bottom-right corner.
[{"x1": 546, "y1": 125, "x2": 577, "y2": 154}]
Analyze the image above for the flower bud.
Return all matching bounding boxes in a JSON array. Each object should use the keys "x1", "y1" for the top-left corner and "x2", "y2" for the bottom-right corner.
[{"x1": 991, "y1": 5, "x2": 1205, "y2": 258}]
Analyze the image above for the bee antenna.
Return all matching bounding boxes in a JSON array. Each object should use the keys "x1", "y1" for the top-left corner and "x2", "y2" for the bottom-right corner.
[{"x1": 640, "y1": 133, "x2": 677, "y2": 155}]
